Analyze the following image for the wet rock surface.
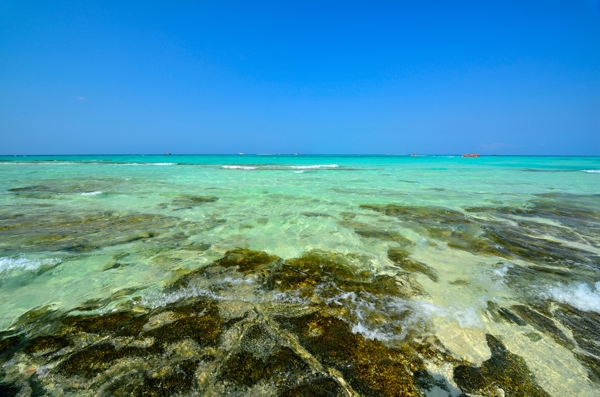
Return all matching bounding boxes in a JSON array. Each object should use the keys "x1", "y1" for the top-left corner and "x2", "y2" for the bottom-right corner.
[
  {"x1": 0, "y1": 248, "x2": 559, "y2": 397},
  {"x1": 360, "y1": 198, "x2": 600, "y2": 270},
  {"x1": 3, "y1": 193, "x2": 599, "y2": 395},
  {"x1": 454, "y1": 334, "x2": 551, "y2": 397}
]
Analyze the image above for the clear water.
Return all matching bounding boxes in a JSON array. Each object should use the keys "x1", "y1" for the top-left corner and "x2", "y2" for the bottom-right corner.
[{"x1": 1, "y1": 155, "x2": 599, "y2": 396}]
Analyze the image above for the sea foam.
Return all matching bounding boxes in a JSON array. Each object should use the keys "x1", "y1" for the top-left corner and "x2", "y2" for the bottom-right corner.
[
  {"x1": 542, "y1": 282, "x2": 600, "y2": 313},
  {"x1": 80, "y1": 191, "x2": 102, "y2": 196},
  {"x1": 582, "y1": 169, "x2": 600, "y2": 174},
  {"x1": 289, "y1": 164, "x2": 339, "y2": 169},
  {"x1": 0, "y1": 257, "x2": 60, "y2": 273},
  {"x1": 221, "y1": 165, "x2": 258, "y2": 170}
]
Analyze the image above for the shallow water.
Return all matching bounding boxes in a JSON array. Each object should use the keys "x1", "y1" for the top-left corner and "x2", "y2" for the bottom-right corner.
[{"x1": 0, "y1": 155, "x2": 599, "y2": 396}]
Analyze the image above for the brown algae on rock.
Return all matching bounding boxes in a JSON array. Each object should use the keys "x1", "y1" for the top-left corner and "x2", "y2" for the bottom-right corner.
[
  {"x1": 0, "y1": 247, "x2": 561, "y2": 396},
  {"x1": 453, "y1": 334, "x2": 551, "y2": 397},
  {"x1": 388, "y1": 248, "x2": 438, "y2": 282}
]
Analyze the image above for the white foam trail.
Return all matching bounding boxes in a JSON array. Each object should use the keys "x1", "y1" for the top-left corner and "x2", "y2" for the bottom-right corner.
[
  {"x1": 0, "y1": 257, "x2": 60, "y2": 273},
  {"x1": 289, "y1": 164, "x2": 339, "y2": 169},
  {"x1": 582, "y1": 170, "x2": 600, "y2": 174},
  {"x1": 120, "y1": 162, "x2": 176, "y2": 166},
  {"x1": 80, "y1": 191, "x2": 102, "y2": 196},
  {"x1": 221, "y1": 165, "x2": 258, "y2": 170},
  {"x1": 142, "y1": 286, "x2": 223, "y2": 308},
  {"x1": 542, "y1": 282, "x2": 600, "y2": 313}
]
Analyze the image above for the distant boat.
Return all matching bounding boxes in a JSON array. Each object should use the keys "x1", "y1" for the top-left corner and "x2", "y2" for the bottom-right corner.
[
  {"x1": 164, "y1": 152, "x2": 171, "y2": 156},
  {"x1": 238, "y1": 152, "x2": 244, "y2": 155},
  {"x1": 411, "y1": 153, "x2": 418, "y2": 157},
  {"x1": 462, "y1": 153, "x2": 480, "y2": 158}
]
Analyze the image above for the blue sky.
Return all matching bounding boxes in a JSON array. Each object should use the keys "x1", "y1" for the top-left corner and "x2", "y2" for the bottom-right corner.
[{"x1": 1, "y1": 1, "x2": 599, "y2": 155}]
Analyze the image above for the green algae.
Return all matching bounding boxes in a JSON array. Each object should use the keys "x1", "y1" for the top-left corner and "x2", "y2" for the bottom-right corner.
[{"x1": 453, "y1": 334, "x2": 551, "y2": 397}]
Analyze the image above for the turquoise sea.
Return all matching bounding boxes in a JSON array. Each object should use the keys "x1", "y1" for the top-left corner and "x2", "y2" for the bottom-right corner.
[{"x1": 0, "y1": 155, "x2": 599, "y2": 396}]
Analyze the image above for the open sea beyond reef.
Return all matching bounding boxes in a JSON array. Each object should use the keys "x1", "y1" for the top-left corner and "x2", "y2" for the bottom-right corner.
[{"x1": 0, "y1": 154, "x2": 599, "y2": 397}]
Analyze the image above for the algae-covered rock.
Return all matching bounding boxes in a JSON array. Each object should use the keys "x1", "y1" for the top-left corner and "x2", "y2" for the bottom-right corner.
[
  {"x1": 552, "y1": 303, "x2": 600, "y2": 383},
  {"x1": 353, "y1": 226, "x2": 414, "y2": 247},
  {"x1": 276, "y1": 311, "x2": 428, "y2": 397},
  {"x1": 0, "y1": 334, "x2": 23, "y2": 362},
  {"x1": 453, "y1": 334, "x2": 550, "y2": 397},
  {"x1": 510, "y1": 305, "x2": 573, "y2": 349},
  {"x1": 23, "y1": 335, "x2": 70, "y2": 356},
  {"x1": 0, "y1": 210, "x2": 180, "y2": 254},
  {"x1": 0, "y1": 248, "x2": 458, "y2": 396},
  {"x1": 279, "y1": 375, "x2": 345, "y2": 397},
  {"x1": 359, "y1": 204, "x2": 472, "y2": 226},
  {"x1": 170, "y1": 194, "x2": 218, "y2": 209},
  {"x1": 388, "y1": 248, "x2": 438, "y2": 282},
  {"x1": 143, "y1": 299, "x2": 223, "y2": 348},
  {"x1": 215, "y1": 248, "x2": 280, "y2": 273},
  {"x1": 362, "y1": 201, "x2": 600, "y2": 274}
]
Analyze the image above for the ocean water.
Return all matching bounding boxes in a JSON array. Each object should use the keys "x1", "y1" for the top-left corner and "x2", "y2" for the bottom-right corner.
[{"x1": 0, "y1": 155, "x2": 599, "y2": 396}]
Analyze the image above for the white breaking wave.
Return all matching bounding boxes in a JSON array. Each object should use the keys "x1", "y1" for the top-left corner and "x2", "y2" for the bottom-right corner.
[
  {"x1": 542, "y1": 282, "x2": 600, "y2": 313},
  {"x1": 121, "y1": 162, "x2": 176, "y2": 166},
  {"x1": 289, "y1": 164, "x2": 339, "y2": 169},
  {"x1": 221, "y1": 165, "x2": 258, "y2": 170},
  {"x1": 582, "y1": 170, "x2": 600, "y2": 174},
  {"x1": 0, "y1": 256, "x2": 61, "y2": 273},
  {"x1": 80, "y1": 191, "x2": 102, "y2": 196}
]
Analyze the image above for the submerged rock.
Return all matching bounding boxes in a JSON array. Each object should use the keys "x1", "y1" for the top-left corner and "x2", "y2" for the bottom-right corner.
[
  {"x1": 170, "y1": 194, "x2": 218, "y2": 210},
  {"x1": 0, "y1": 210, "x2": 180, "y2": 254},
  {"x1": 453, "y1": 334, "x2": 551, "y2": 397},
  {"x1": 388, "y1": 248, "x2": 438, "y2": 282},
  {"x1": 276, "y1": 311, "x2": 431, "y2": 396},
  {"x1": 361, "y1": 200, "x2": 600, "y2": 277},
  {"x1": 0, "y1": 247, "x2": 461, "y2": 396}
]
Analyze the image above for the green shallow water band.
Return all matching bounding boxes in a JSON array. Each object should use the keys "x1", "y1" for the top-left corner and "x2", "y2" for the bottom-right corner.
[{"x1": 0, "y1": 155, "x2": 599, "y2": 396}]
